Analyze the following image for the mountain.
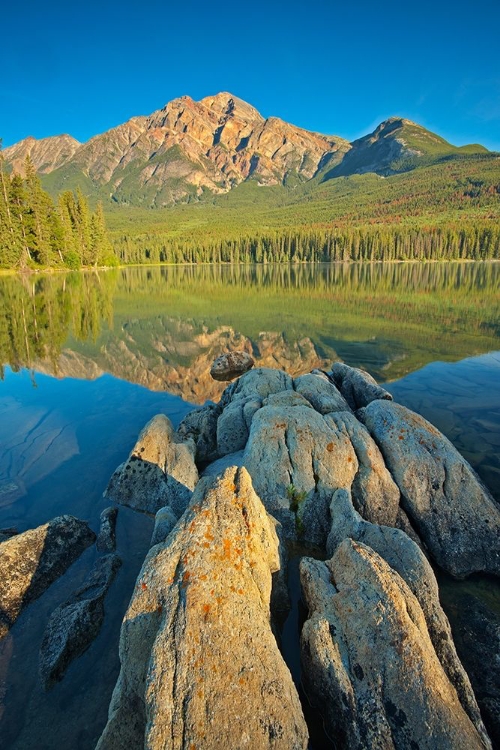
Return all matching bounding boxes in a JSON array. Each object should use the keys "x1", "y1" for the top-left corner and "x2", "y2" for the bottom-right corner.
[
  {"x1": 3, "y1": 93, "x2": 491, "y2": 207},
  {"x1": 323, "y1": 117, "x2": 490, "y2": 178},
  {"x1": 3, "y1": 134, "x2": 81, "y2": 175}
]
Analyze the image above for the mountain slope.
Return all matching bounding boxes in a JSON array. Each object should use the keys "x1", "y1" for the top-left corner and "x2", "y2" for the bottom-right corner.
[
  {"x1": 38, "y1": 93, "x2": 350, "y2": 205},
  {"x1": 3, "y1": 134, "x2": 81, "y2": 175},
  {"x1": 323, "y1": 117, "x2": 489, "y2": 179},
  {"x1": 3, "y1": 94, "x2": 493, "y2": 207}
]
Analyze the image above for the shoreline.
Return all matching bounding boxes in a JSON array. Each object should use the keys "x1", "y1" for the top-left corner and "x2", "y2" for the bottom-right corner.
[{"x1": 1, "y1": 257, "x2": 499, "y2": 276}]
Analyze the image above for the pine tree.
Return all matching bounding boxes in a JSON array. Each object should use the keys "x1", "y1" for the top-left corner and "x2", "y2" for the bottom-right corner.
[
  {"x1": 23, "y1": 155, "x2": 56, "y2": 266},
  {"x1": 90, "y1": 202, "x2": 115, "y2": 266}
]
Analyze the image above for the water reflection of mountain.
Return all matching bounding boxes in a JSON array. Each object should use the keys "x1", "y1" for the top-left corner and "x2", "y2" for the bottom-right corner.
[{"x1": 1, "y1": 262, "x2": 499, "y2": 403}]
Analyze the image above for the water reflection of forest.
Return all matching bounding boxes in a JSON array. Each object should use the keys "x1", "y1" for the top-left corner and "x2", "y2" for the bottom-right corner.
[{"x1": 0, "y1": 262, "x2": 499, "y2": 400}]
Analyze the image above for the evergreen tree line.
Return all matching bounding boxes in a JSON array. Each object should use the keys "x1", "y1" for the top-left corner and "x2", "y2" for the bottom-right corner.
[
  {"x1": 0, "y1": 270, "x2": 117, "y2": 378},
  {"x1": 113, "y1": 221, "x2": 500, "y2": 266},
  {"x1": 0, "y1": 147, "x2": 117, "y2": 269}
]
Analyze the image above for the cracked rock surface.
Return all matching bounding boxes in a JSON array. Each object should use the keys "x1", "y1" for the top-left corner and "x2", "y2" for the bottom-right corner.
[
  {"x1": 97, "y1": 466, "x2": 308, "y2": 750},
  {"x1": 300, "y1": 539, "x2": 490, "y2": 750}
]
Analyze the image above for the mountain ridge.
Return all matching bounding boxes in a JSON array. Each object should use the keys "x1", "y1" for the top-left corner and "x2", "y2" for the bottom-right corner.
[{"x1": 2, "y1": 92, "x2": 492, "y2": 207}]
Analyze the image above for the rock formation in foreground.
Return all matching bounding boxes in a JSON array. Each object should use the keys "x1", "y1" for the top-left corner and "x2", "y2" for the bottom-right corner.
[
  {"x1": 99, "y1": 362, "x2": 500, "y2": 748},
  {"x1": 105, "y1": 414, "x2": 198, "y2": 515},
  {"x1": 97, "y1": 467, "x2": 308, "y2": 750},
  {"x1": 0, "y1": 516, "x2": 96, "y2": 640},
  {"x1": 300, "y1": 540, "x2": 490, "y2": 749}
]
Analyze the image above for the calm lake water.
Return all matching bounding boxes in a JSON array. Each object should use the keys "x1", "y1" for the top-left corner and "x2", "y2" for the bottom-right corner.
[{"x1": 0, "y1": 262, "x2": 499, "y2": 748}]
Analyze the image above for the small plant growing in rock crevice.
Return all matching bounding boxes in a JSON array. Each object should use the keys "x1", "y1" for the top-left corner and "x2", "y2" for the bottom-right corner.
[{"x1": 287, "y1": 484, "x2": 307, "y2": 535}]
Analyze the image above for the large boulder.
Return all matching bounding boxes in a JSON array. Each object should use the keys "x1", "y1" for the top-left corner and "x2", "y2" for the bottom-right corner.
[
  {"x1": 97, "y1": 467, "x2": 308, "y2": 750},
  {"x1": 105, "y1": 414, "x2": 198, "y2": 515},
  {"x1": 39, "y1": 553, "x2": 121, "y2": 689},
  {"x1": 177, "y1": 402, "x2": 221, "y2": 466},
  {"x1": 325, "y1": 411, "x2": 400, "y2": 527},
  {"x1": 0, "y1": 516, "x2": 96, "y2": 639},
  {"x1": 244, "y1": 402, "x2": 357, "y2": 543},
  {"x1": 328, "y1": 361, "x2": 393, "y2": 409},
  {"x1": 326, "y1": 488, "x2": 489, "y2": 742},
  {"x1": 96, "y1": 507, "x2": 118, "y2": 553},
  {"x1": 359, "y1": 400, "x2": 500, "y2": 578},
  {"x1": 300, "y1": 539, "x2": 490, "y2": 750},
  {"x1": 216, "y1": 368, "x2": 293, "y2": 457},
  {"x1": 210, "y1": 351, "x2": 254, "y2": 381},
  {"x1": 293, "y1": 372, "x2": 351, "y2": 415}
]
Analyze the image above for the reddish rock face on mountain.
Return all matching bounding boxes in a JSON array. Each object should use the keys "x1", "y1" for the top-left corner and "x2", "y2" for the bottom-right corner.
[
  {"x1": 4, "y1": 92, "x2": 487, "y2": 205},
  {"x1": 3, "y1": 92, "x2": 350, "y2": 204},
  {"x1": 3, "y1": 134, "x2": 81, "y2": 175}
]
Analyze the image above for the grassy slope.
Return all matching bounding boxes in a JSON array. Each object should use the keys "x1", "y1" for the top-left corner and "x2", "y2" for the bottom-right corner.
[{"x1": 103, "y1": 155, "x2": 500, "y2": 243}]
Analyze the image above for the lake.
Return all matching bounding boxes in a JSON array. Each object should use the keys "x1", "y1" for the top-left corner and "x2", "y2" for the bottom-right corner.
[{"x1": 0, "y1": 262, "x2": 499, "y2": 748}]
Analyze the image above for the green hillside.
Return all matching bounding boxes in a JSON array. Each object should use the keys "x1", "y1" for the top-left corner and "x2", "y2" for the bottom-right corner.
[{"x1": 105, "y1": 154, "x2": 500, "y2": 263}]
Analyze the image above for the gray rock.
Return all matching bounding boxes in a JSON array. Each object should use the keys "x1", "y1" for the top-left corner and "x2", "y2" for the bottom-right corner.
[
  {"x1": 449, "y1": 595, "x2": 500, "y2": 747},
  {"x1": 328, "y1": 361, "x2": 393, "y2": 409},
  {"x1": 325, "y1": 410, "x2": 400, "y2": 527},
  {"x1": 96, "y1": 507, "x2": 118, "y2": 553},
  {"x1": 294, "y1": 372, "x2": 351, "y2": 414},
  {"x1": 210, "y1": 351, "x2": 254, "y2": 381},
  {"x1": 244, "y1": 403, "x2": 357, "y2": 543},
  {"x1": 326, "y1": 488, "x2": 489, "y2": 742},
  {"x1": 177, "y1": 402, "x2": 221, "y2": 466},
  {"x1": 105, "y1": 414, "x2": 198, "y2": 516},
  {"x1": 300, "y1": 539, "x2": 489, "y2": 750},
  {"x1": 359, "y1": 400, "x2": 500, "y2": 578},
  {"x1": 216, "y1": 395, "x2": 262, "y2": 456},
  {"x1": 150, "y1": 506, "x2": 178, "y2": 546},
  {"x1": 264, "y1": 391, "x2": 313, "y2": 410},
  {"x1": 216, "y1": 368, "x2": 293, "y2": 457},
  {"x1": 201, "y1": 449, "x2": 246, "y2": 478},
  {"x1": 97, "y1": 467, "x2": 308, "y2": 750},
  {"x1": 224, "y1": 367, "x2": 293, "y2": 402},
  {"x1": 39, "y1": 553, "x2": 121, "y2": 690},
  {"x1": 0, "y1": 516, "x2": 96, "y2": 639}
]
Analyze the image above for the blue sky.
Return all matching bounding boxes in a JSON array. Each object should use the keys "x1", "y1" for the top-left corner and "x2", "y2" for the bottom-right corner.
[{"x1": 2, "y1": 0, "x2": 499, "y2": 150}]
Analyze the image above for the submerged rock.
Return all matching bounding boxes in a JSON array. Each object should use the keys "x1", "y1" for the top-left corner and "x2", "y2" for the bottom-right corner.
[
  {"x1": 359, "y1": 400, "x2": 500, "y2": 578},
  {"x1": 0, "y1": 527, "x2": 18, "y2": 544},
  {"x1": 105, "y1": 414, "x2": 198, "y2": 515},
  {"x1": 328, "y1": 361, "x2": 393, "y2": 409},
  {"x1": 210, "y1": 351, "x2": 254, "y2": 381},
  {"x1": 0, "y1": 516, "x2": 96, "y2": 639},
  {"x1": 300, "y1": 539, "x2": 490, "y2": 750},
  {"x1": 39, "y1": 553, "x2": 121, "y2": 690},
  {"x1": 96, "y1": 507, "x2": 118, "y2": 553},
  {"x1": 97, "y1": 467, "x2": 308, "y2": 750},
  {"x1": 448, "y1": 594, "x2": 500, "y2": 748}
]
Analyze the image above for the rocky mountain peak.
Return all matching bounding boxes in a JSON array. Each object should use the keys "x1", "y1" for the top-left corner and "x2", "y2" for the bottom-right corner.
[
  {"x1": 4, "y1": 93, "x2": 488, "y2": 206},
  {"x1": 3, "y1": 133, "x2": 81, "y2": 175}
]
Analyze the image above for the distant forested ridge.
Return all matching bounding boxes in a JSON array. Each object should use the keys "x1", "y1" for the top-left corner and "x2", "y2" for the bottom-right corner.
[
  {"x1": 0, "y1": 146, "x2": 117, "y2": 270},
  {"x1": 106, "y1": 152, "x2": 500, "y2": 265}
]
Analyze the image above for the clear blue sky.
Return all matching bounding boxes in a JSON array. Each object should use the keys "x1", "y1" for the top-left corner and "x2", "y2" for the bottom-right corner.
[{"x1": 2, "y1": 0, "x2": 499, "y2": 150}]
